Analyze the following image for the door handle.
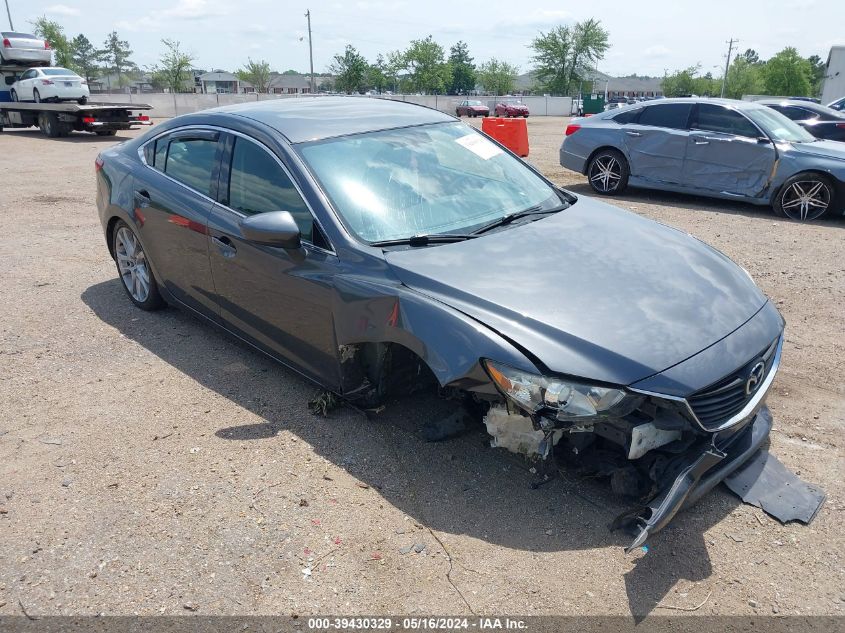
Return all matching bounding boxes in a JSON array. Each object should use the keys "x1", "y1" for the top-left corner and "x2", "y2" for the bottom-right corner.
[
  {"x1": 212, "y1": 235, "x2": 237, "y2": 258},
  {"x1": 693, "y1": 140, "x2": 709, "y2": 145},
  {"x1": 625, "y1": 131, "x2": 642, "y2": 137},
  {"x1": 134, "y1": 190, "x2": 151, "y2": 207}
]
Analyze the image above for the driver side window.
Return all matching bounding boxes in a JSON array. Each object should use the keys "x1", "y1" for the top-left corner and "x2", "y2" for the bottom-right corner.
[{"x1": 227, "y1": 137, "x2": 315, "y2": 243}]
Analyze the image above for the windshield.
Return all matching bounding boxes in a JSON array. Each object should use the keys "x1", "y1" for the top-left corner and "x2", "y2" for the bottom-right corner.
[
  {"x1": 466, "y1": 100, "x2": 482, "y2": 106},
  {"x1": 41, "y1": 68, "x2": 76, "y2": 76},
  {"x1": 299, "y1": 122, "x2": 562, "y2": 243},
  {"x1": 746, "y1": 107, "x2": 816, "y2": 143}
]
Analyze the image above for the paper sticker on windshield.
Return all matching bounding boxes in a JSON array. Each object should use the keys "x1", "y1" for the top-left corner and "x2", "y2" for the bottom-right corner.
[{"x1": 456, "y1": 133, "x2": 503, "y2": 160}]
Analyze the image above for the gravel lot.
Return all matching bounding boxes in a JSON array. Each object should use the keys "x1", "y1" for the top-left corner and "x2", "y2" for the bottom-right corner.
[{"x1": 0, "y1": 115, "x2": 843, "y2": 619}]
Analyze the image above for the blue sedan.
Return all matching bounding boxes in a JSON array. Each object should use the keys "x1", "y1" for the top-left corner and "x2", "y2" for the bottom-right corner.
[{"x1": 560, "y1": 97, "x2": 845, "y2": 221}]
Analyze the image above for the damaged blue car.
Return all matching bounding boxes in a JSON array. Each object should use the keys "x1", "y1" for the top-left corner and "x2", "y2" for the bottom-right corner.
[
  {"x1": 560, "y1": 97, "x2": 845, "y2": 222},
  {"x1": 95, "y1": 97, "x2": 821, "y2": 550}
]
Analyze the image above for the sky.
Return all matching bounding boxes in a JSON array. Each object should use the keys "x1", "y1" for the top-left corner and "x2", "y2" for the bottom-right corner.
[{"x1": 7, "y1": 0, "x2": 844, "y2": 77}]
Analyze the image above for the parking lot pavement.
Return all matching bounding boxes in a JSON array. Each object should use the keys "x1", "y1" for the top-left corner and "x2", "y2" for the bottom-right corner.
[{"x1": 0, "y1": 119, "x2": 843, "y2": 618}]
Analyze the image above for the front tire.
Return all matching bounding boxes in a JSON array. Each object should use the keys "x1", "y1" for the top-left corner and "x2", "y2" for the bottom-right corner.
[
  {"x1": 10, "y1": 89, "x2": 18, "y2": 102},
  {"x1": 112, "y1": 221, "x2": 164, "y2": 311},
  {"x1": 587, "y1": 149, "x2": 629, "y2": 195},
  {"x1": 773, "y1": 173, "x2": 834, "y2": 221},
  {"x1": 33, "y1": 89, "x2": 42, "y2": 103}
]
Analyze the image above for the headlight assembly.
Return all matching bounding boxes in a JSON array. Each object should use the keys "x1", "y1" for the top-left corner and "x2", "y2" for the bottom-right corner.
[{"x1": 483, "y1": 359, "x2": 641, "y2": 422}]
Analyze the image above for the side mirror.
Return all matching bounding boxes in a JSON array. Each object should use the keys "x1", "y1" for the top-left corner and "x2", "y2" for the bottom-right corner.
[
  {"x1": 757, "y1": 137, "x2": 772, "y2": 144},
  {"x1": 239, "y1": 211, "x2": 301, "y2": 249}
]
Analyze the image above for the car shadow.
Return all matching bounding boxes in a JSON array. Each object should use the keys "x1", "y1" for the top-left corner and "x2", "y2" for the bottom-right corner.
[
  {"x1": 81, "y1": 278, "x2": 742, "y2": 618},
  {"x1": 564, "y1": 182, "x2": 845, "y2": 228}
]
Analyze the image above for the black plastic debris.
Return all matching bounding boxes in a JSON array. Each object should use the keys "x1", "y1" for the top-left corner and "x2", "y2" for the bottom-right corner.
[{"x1": 723, "y1": 449, "x2": 825, "y2": 524}]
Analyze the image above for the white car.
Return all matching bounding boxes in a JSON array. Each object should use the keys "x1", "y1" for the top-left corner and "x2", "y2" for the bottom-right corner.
[
  {"x1": 1, "y1": 31, "x2": 52, "y2": 66},
  {"x1": 11, "y1": 67, "x2": 89, "y2": 104}
]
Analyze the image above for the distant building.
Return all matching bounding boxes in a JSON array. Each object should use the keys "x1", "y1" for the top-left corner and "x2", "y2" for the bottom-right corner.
[
  {"x1": 510, "y1": 70, "x2": 663, "y2": 97},
  {"x1": 821, "y1": 46, "x2": 845, "y2": 105},
  {"x1": 269, "y1": 73, "x2": 312, "y2": 94},
  {"x1": 199, "y1": 71, "x2": 242, "y2": 94},
  {"x1": 89, "y1": 72, "x2": 154, "y2": 94}
]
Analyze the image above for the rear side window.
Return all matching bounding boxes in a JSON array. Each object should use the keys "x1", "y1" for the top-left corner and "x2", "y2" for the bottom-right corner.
[
  {"x1": 613, "y1": 108, "x2": 641, "y2": 124},
  {"x1": 164, "y1": 138, "x2": 217, "y2": 197},
  {"x1": 771, "y1": 105, "x2": 811, "y2": 121},
  {"x1": 638, "y1": 103, "x2": 692, "y2": 130},
  {"x1": 692, "y1": 104, "x2": 760, "y2": 138},
  {"x1": 228, "y1": 137, "x2": 314, "y2": 242}
]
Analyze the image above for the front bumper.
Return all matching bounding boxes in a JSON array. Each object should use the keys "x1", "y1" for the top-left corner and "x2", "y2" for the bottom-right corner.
[{"x1": 616, "y1": 405, "x2": 773, "y2": 552}]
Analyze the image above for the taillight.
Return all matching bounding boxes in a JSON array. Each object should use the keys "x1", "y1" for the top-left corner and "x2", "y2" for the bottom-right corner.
[
  {"x1": 837, "y1": 123, "x2": 845, "y2": 129},
  {"x1": 2, "y1": 38, "x2": 10, "y2": 48},
  {"x1": 44, "y1": 40, "x2": 51, "y2": 49},
  {"x1": 95, "y1": 156, "x2": 104, "y2": 172},
  {"x1": 565, "y1": 124, "x2": 581, "y2": 136},
  {"x1": 41, "y1": 79, "x2": 54, "y2": 85},
  {"x1": 82, "y1": 116, "x2": 97, "y2": 124},
  {"x1": 137, "y1": 114, "x2": 149, "y2": 121}
]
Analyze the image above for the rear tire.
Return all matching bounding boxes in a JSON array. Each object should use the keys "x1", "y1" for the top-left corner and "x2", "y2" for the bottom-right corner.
[
  {"x1": 33, "y1": 89, "x2": 42, "y2": 103},
  {"x1": 96, "y1": 130, "x2": 117, "y2": 136},
  {"x1": 773, "y1": 173, "x2": 835, "y2": 221},
  {"x1": 586, "y1": 148, "x2": 629, "y2": 195},
  {"x1": 78, "y1": 96, "x2": 88, "y2": 105},
  {"x1": 43, "y1": 112, "x2": 61, "y2": 138},
  {"x1": 112, "y1": 220, "x2": 165, "y2": 311}
]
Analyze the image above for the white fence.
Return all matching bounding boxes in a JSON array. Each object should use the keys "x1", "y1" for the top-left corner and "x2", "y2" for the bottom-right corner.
[{"x1": 91, "y1": 92, "x2": 574, "y2": 118}]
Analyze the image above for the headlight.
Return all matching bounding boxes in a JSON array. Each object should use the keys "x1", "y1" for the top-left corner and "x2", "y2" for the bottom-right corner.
[{"x1": 483, "y1": 359, "x2": 641, "y2": 421}]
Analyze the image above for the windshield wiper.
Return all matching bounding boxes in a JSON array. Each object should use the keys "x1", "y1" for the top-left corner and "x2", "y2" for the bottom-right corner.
[
  {"x1": 369, "y1": 233, "x2": 478, "y2": 248},
  {"x1": 470, "y1": 203, "x2": 568, "y2": 236}
]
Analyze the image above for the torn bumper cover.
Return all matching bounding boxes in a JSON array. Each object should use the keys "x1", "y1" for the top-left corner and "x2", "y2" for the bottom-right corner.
[{"x1": 615, "y1": 406, "x2": 773, "y2": 553}]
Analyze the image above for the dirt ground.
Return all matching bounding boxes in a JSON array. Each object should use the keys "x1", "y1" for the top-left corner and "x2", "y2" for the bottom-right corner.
[{"x1": 0, "y1": 115, "x2": 843, "y2": 620}]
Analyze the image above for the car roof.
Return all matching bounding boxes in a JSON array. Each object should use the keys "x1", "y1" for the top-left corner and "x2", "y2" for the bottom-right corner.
[{"x1": 209, "y1": 96, "x2": 455, "y2": 144}]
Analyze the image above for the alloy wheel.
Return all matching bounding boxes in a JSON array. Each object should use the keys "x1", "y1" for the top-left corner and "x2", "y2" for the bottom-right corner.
[
  {"x1": 115, "y1": 227, "x2": 151, "y2": 302},
  {"x1": 589, "y1": 155, "x2": 622, "y2": 193},
  {"x1": 780, "y1": 180, "x2": 831, "y2": 221}
]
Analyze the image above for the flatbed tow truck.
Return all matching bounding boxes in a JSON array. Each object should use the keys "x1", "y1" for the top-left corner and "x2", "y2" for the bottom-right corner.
[
  {"x1": 1, "y1": 63, "x2": 153, "y2": 137},
  {"x1": 0, "y1": 100, "x2": 153, "y2": 137}
]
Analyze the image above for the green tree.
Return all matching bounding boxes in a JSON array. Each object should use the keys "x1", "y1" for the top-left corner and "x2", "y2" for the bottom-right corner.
[
  {"x1": 763, "y1": 47, "x2": 812, "y2": 96},
  {"x1": 807, "y1": 54, "x2": 826, "y2": 97},
  {"x1": 385, "y1": 50, "x2": 406, "y2": 92},
  {"x1": 404, "y1": 35, "x2": 450, "y2": 94},
  {"x1": 476, "y1": 59, "x2": 519, "y2": 95},
  {"x1": 661, "y1": 66, "x2": 701, "y2": 97},
  {"x1": 693, "y1": 72, "x2": 720, "y2": 97},
  {"x1": 70, "y1": 34, "x2": 99, "y2": 83},
  {"x1": 149, "y1": 39, "x2": 195, "y2": 93},
  {"x1": 30, "y1": 16, "x2": 73, "y2": 67},
  {"x1": 329, "y1": 45, "x2": 368, "y2": 93},
  {"x1": 447, "y1": 40, "x2": 475, "y2": 94},
  {"x1": 367, "y1": 54, "x2": 389, "y2": 93},
  {"x1": 530, "y1": 19, "x2": 609, "y2": 95},
  {"x1": 236, "y1": 58, "x2": 272, "y2": 93},
  {"x1": 98, "y1": 31, "x2": 136, "y2": 89},
  {"x1": 739, "y1": 49, "x2": 761, "y2": 65},
  {"x1": 724, "y1": 56, "x2": 765, "y2": 99}
]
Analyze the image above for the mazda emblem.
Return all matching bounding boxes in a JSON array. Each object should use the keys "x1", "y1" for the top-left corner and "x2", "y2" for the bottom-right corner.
[{"x1": 745, "y1": 360, "x2": 766, "y2": 395}]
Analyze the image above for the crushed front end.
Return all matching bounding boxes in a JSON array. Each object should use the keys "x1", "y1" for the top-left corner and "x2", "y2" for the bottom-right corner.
[{"x1": 481, "y1": 333, "x2": 785, "y2": 551}]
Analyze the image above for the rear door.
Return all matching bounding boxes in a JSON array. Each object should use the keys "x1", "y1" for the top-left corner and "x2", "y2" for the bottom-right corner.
[
  {"x1": 134, "y1": 128, "x2": 221, "y2": 319},
  {"x1": 206, "y1": 132, "x2": 341, "y2": 387},
  {"x1": 621, "y1": 102, "x2": 692, "y2": 185},
  {"x1": 683, "y1": 103, "x2": 775, "y2": 197}
]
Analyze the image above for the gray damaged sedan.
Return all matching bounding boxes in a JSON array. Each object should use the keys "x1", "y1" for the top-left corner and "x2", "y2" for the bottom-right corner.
[
  {"x1": 96, "y1": 98, "x2": 795, "y2": 549},
  {"x1": 560, "y1": 97, "x2": 845, "y2": 221}
]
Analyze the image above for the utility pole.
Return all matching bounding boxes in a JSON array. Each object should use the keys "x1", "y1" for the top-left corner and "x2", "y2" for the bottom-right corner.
[
  {"x1": 4, "y1": 0, "x2": 14, "y2": 30},
  {"x1": 305, "y1": 9, "x2": 315, "y2": 94},
  {"x1": 720, "y1": 38, "x2": 738, "y2": 98}
]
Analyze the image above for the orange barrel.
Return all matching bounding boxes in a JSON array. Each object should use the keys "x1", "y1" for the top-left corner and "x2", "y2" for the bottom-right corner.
[{"x1": 481, "y1": 117, "x2": 529, "y2": 157}]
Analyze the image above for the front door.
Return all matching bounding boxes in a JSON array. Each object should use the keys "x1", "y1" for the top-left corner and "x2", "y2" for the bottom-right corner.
[
  {"x1": 206, "y1": 133, "x2": 341, "y2": 388},
  {"x1": 622, "y1": 102, "x2": 693, "y2": 186},
  {"x1": 683, "y1": 103, "x2": 776, "y2": 197}
]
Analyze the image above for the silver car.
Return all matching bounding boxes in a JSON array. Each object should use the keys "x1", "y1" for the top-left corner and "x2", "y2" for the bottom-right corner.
[
  {"x1": 1, "y1": 31, "x2": 52, "y2": 66},
  {"x1": 560, "y1": 97, "x2": 845, "y2": 221}
]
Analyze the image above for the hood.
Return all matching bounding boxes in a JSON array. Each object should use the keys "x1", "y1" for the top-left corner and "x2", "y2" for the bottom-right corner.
[
  {"x1": 385, "y1": 199, "x2": 767, "y2": 386},
  {"x1": 788, "y1": 139, "x2": 845, "y2": 161},
  {"x1": 507, "y1": 104, "x2": 528, "y2": 110}
]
